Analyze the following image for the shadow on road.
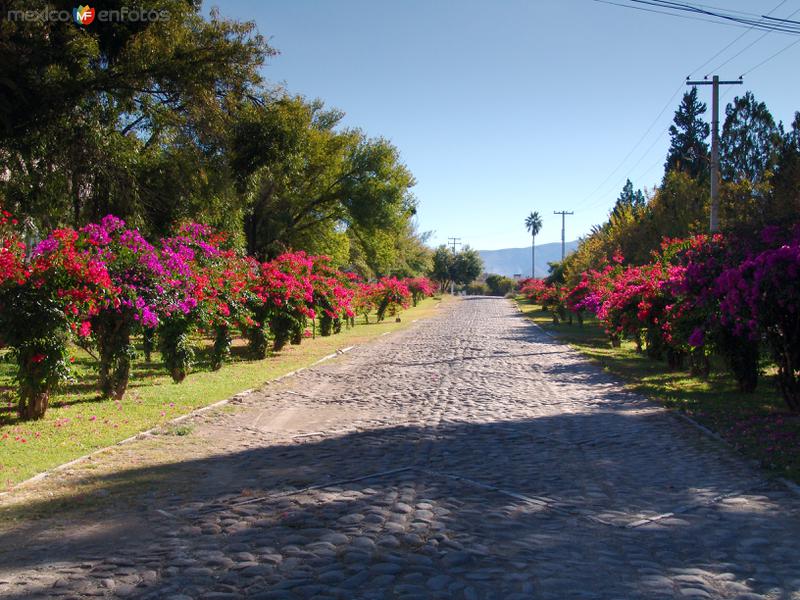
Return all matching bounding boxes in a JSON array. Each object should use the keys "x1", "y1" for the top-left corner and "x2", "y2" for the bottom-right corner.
[{"x1": 1, "y1": 408, "x2": 796, "y2": 599}]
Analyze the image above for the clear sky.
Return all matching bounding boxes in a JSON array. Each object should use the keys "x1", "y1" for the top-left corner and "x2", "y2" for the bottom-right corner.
[{"x1": 208, "y1": 0, "x2": 800, "y2": 249}]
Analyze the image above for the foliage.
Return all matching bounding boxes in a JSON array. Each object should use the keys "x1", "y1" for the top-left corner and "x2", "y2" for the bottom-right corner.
[
  {"x1": 0, "y1": 218, "x2": 115, "y2": 418},
  {"x1": 374, "y1": 277, "x2": 412, "y2": 322},
  {"x1": 405, "y1": 277, "x2": 436, "y2": 306},
  {"x1": 721, "y1": 91, "x2": 782, "y2": 184},
  {"x1": 664, "y1": 87, "x2": 710, "y2": 181},
  {"x1": 0, "y1": 4, "x2": 429, "y2": 281},
  {"x1": 0, "y1": 207, "x2": 435, "y2": 419},
  {"x1": 716, "y1": 227, "x2": 800, "y2": 411},
  {"x1": 525, "y1": 211, "x2": 543, "y2": 277},
  {"x1": 485, "y1": 274, "x2": 515, "y2": 296},
  {"x1": 543, "y1": 226, "x2": 800, "y2": 411}
]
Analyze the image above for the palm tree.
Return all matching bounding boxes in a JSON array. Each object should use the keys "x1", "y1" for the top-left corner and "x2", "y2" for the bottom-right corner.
[{"x1": 524, "y1": 211, "x2": 543, "y2": 278}]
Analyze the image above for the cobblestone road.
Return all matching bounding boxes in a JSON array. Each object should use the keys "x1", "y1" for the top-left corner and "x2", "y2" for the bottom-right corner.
[{"x1": 2, "y1": 297, "x2": 799, "y2": 599}]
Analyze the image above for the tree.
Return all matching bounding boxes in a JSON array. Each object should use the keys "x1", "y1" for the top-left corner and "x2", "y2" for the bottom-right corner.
[
  {"x1": 429, "y1": 245, "x2": 483, "y2": 291},
  {"x1": 485, "y1": 274, "x2": 515, "y2": 296},
  {"x1": 452, "y1": 246, "x2": 484, "y2": 286},
  {"x1": 721, "y1": 91, "x2": 782, "y2": 184},
  {"x1": 664, "y1": 88, "x2": 710, "y2": 181},
  {"x1": 430, "y1": 245, "x2": 455, "y2": 290},
  {"x1": 0, "y1": 1, "x2": 272, "y2": 234},
  {"x1": 770, "y1": 112, "x2": 800, "y2": 225},
  {"x1": 239, "y1": 96, "x2": 417, "y2": 273},
  {"x1": 524, "y1": 211, "x2": 543, "y2": 278},
  {"x1": 612, "y1": 179, "x2": 645, "y2": 216}
]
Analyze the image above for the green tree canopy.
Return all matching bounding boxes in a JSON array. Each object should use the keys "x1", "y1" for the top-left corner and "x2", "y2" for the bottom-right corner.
[
  {"x1": 0, "y1": 3, "x2": 430, "y2": 279},
  {"x1": 430, "y1": 245, "x2": 483, "y2": 289},
  {"x1": 664, "y1": 87, "x2": 710, "y2": 181},
  {"x1": 721, "y1": 91, "x2": 782, "y2": 184}
]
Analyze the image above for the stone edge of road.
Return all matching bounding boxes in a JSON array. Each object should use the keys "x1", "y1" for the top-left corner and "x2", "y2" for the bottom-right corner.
[
  {"x1": 0, "y1": 331, "x2": 394, "y2": 498},
  {"x1": 1, "y1": 298, "x2": 452, "y2": 498},
  {"x1": 512, "y1": 298, "x2": 800, "y2": 500}
]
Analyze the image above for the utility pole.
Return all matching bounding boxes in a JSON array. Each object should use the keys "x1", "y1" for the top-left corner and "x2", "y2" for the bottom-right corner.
[
  {"x1": 447, "y1": 237, "x2": 461, "y2": 295},
  {"x1": 553, "y1": 211, "x2": 573, "y2": 261},
  {"x1": 685, "y1": 75, "x2": 742, "y2": 233}
]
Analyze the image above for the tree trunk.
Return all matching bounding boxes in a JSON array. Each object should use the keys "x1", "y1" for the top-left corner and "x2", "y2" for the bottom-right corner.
[
  {"x1": 19, "y1": 390, "x2": 49, "y2": 420},
  {"x1": 97, "y1": 316, "x2": 132, "y2": 400}
]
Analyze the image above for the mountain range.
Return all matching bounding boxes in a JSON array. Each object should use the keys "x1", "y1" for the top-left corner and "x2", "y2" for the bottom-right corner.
[{"x1": 478, "y1": 240, "x2": 579, "y2": 278}]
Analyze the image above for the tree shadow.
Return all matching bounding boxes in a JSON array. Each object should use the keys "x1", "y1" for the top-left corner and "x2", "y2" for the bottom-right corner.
[{"x1": 1, "y1": 411, "x2": 798, "y2": 599}]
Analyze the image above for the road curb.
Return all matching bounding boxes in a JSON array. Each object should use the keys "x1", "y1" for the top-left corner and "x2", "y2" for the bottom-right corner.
[
  {"x1": 516, "y1": 304, "x2": 800, "y2": 500},
  {"x1": 1, "y1": 345, "x2": 362, "y2": 499}
]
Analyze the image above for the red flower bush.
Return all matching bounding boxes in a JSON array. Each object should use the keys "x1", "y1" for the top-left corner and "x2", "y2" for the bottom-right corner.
[
  {"x1": 405, "y1": 277, "x2": 435, "y2": 306},
  {"x1": 0, "y1": 219, "x2": 116, "y2": 419},
  {"x1": 353, "y1": 282, "x2": 382, "y2": 324},
  {"x1": 157, "y1": 223, "x2": 244, "y2": 381},
  {"x1": 0, "y1": 211, "x2": 433, "y2": 419},
  {"x1": 247, "y1": 251, "x2": 315, "y2": 356},
  {"x1": 374, "y1": 277, "x2": 411, "y2": 322},
  {"x1": 0, "y1": 208, "x2": 26, "y2": 289},
  {"x1": 311, "y1": 255, "x2": 356, "y2": 336},
  {"x1": 75, "y1": 216, "x2": 165, "y2": 397}
]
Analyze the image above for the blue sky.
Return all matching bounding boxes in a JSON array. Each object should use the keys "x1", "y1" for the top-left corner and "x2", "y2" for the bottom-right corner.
[{"x1": 209, "y1": 0, "x2": 800, "y2": 249}]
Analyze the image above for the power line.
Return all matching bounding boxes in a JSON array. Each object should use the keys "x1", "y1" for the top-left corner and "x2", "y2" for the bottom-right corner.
[
  {"x1": 582, "y1": 124, "x2": 672, "y2": 211},
  {"x1": 593, "y1": 0, "x2": 767, "y2": 32},
  {"x1": 573, "y1": 82, "x2": 685, "y2": 210},
  {"x1": 741, "y1": 36, "x2": 800, "y2": 76},
  {"x1": 706, "y1": 6, "x2": 800, "y2": 75},
  {"x1": 632, "y1": 0, "x2": 800, "y2": 33},
  {"x1": 595, "y1": 0, "x2": 800, "y2": 34},
  {"x1": 763, "y1": 13, "x2": 800, "y2": 26},
  {"x1": 687, "y1": 0, "x2": 790, "y2": 77}
]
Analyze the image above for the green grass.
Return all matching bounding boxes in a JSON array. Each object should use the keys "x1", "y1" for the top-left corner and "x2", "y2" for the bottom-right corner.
[
  {"x1": 516, "y1": 297, "x2": 800, "y2": 483},
  {"x1": 0, "y1": 297, "x2": 447, "y2": 489}
]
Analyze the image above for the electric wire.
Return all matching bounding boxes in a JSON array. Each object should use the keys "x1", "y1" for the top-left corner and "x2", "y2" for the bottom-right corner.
[
  {"x1": 741, "y1": 36, "x2": 800, "y2": 75},
  {"x1": 593, "y1": 0, "x2": 772, "y2": 32},
  {"x1": 595, "y1": 0, "x2": 800, "y2": 34},
  {"x1": 572, "y1": 81, "x2": 685, "y2": 210},
  {"x1": 706, "y1": 6, "x2": 800, "y2": 75},
  {"x1": 579, "y1": 0, "x2": 797, "y2": 218},
  {"x1": 688, "y1": 0, "x2": 788, "y2": 76}
]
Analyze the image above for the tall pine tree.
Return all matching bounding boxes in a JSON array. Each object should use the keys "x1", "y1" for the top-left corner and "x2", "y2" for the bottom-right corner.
[
  {"x1": 610, "y1": 179, "x2": 645, "y2": 222},
  {"x1": 664, "y1": 87, "x2": 710, "y2": 181},
  {"x1": 720, "y1": 91, "x2": 782, "y2": 183}
]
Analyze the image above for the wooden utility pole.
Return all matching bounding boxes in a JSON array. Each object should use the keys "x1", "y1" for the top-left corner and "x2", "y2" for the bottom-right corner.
[
  {"x1": 447, "y1": 237, "x2": 461, "y2": 295},
  {"x1": 553, "y1": 211, "x2": 573, "y2": 261},
  {"x1": 685, "y1": 76, "x2": 742, "y2": 232}
]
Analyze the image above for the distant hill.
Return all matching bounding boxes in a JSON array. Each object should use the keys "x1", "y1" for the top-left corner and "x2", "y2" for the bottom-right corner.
[{"x1": 478, "y1": 240, "x2": 579, "y2": 278}]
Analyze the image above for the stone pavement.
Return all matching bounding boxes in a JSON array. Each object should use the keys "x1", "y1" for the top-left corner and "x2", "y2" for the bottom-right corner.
[{"x1": 1, "y1": 297, "x2": 799, "y2": 599}]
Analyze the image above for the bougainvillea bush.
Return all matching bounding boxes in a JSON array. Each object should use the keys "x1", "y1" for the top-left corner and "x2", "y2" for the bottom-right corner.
[
  {"x1": 406, "y1": 277, "x2": 435, "y2": 307},
  {"x1": 0, "y1": 210, "x2": 436, "y2": 420},
  {"x1": 717, "y1": 228, "x2": 800, "y2": 411},
  {"x1": 72, "y1": 216, "x2": 165, "y2": 398},
  {"x1": 247, "y1": 252, "x2": 316, "y2": 356},
  {"x1": 0, "y1": 223, "x2": 114, "y2": 419},
  {"x1": 374, "y1": 277, "x2": 412, "y2": 322},
  {"x1": 353, "y1": 282, "x2": 381, "y2": 324},
  {"x1": 525, "y1": 225, "x2": 800, "y2": 412},
  {"x1": 311, "y1": 255, "x2": 356, "y2": 336}
]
